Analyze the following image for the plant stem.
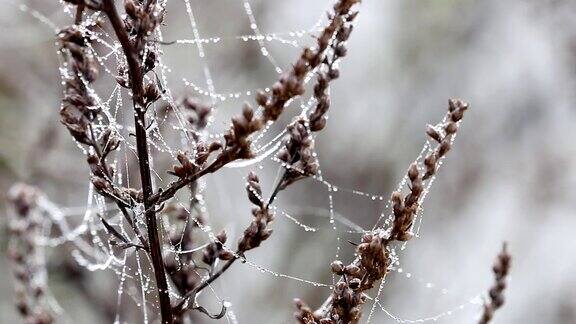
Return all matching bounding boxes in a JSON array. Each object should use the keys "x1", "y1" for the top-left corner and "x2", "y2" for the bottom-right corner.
[{"x1": 101, "y1": 1, "x2": 173, "y2": 322}]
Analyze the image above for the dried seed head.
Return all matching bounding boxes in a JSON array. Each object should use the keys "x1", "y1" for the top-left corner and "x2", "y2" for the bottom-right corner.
[
  {"x1": 344, "y1": 264, "x2": 360, "y2": 276},
  {"x1": 408, "y1": 163, "x2": 419, "y2": 181},
  {"x1": 255, "y1": 90, "x2": 268, "y2": 106},
  {"x1": 331, "y1": 260, "x2": 345, "y2": 275},
  {"x1": 445, "y1": 121, "x2": 457, "y2": 134},
  {"x1": 348, "y1": 278, "x2": 361, "y2": 290},
  {"x1": 218, "y1": 250, "x2": 235, "y2": 261},
  {"x1": 438, "y1": 141, "x2": 451, "y2": 157},
  {"x1": 216, "y1": 230, "x2": 227, "y2": 244},
  {"x1": 426, "y1": 125, "x2": 442, "y2": 143},
  {"x1": 124, "y1": 0, "x2": 139, "y2": 19},
  {"x1": 242, "y1": 103, "x2": 254, "y2": 121},
  {"x1": 144, "y1": 82, "x2": 160, "y2": 103}
]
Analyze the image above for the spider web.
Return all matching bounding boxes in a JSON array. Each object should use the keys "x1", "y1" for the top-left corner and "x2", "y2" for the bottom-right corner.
[{"x1": 12, "y1": 1, "x2": 485, "y2": 323}]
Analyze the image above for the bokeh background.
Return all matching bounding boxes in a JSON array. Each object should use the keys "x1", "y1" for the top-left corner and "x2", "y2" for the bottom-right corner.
[{"x1": 1, "y1": 0, "x2": 576, "y2": 323}]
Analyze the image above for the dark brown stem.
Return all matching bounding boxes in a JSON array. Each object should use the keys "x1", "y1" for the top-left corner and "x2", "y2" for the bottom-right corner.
[
  {"x1": 74, "y1": 4, "x2": 84, "y2": 25},
  {"x1": 101, "y1": 1, "x2": 173, "y2": 323}
]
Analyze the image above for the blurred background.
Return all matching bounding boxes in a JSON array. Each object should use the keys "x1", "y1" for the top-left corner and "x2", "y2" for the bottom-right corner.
[{"x1": 1, "y1": 0, "x2": 576, "y2": 323}]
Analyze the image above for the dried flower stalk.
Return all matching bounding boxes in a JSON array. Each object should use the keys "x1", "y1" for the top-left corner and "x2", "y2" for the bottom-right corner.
[
  {"x1": 294, "y1": 99, "x2": 470, "y2": 324},
  {"x1": 7, "y1": 184, "x2": 54, "y2": 324},
  {"x1": 479, "y1": 243, "x2": 512, "y2": 324}
]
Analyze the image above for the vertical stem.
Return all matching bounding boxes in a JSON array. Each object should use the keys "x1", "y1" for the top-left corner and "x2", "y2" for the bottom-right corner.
[{"x1": 102, "y1": 1, "x2": 173, "y2": 323}]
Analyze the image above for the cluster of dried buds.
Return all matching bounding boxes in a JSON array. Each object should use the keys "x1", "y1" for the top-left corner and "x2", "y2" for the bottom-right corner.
[
  {"x1": 57, "y1": 23, "x2": 130, "y2": 203},
  {"x1": 391, "y1": 98, "x2": 469, "y2": 242},
  {"x1": 294, "y1": 233, "x2": 387, "y2": 324},
  {"x1": 309, "y1": 5, "x2": 357, "y2": 132},
  {"x1": 423, "y1": 98, "x2": 469, "y2": 180},
  {"x1": 390, "y1": 163, "x2": 422, "y2": 242},
  {"x1": 277, "y1": 119, "x2": 319, "y2": 190},
  {"x1": 326, "y1": 258, "x2": 365, "y2": 323},
  {"x1": 219, "y1": 103, "x2": 262, "y2": 162},
  {"x1": 295, "y1": 99, "x2": 470, "y2": 324},
  {"x1": 199, "y1": 0, "x2": 361, "y2": 171},
  {"x1": 58, "y1": 25, "x2": 100, "y2": 146},
  {"x1": 7, "y1": 184, "x2": 54, "y2": 324},
  {"x1": 479, "y1": 243, "x2": 512, "y2": 324},
  {"x1": 255, "y1": 0, "x2": 359, "y2": 126},
  {"x1": 275, "y1": 0, "x2": 360, "y2": 193},
  {"x1": 111, "y1": 0, "x2": 162, "y2": 97},
  {"x1": 123, "y1": 0, "x2": 163, "y2": 64},
  {"x1": 202, "y1": 230, "x2": 235, "y2": 265},
  {"x1": 238, "y1": 172, "x2": 274, "y2": 252},
  {"x1": 181, "y1": 97, "x2": 211, "y2": 133},
  {"x1": 169, "y1": 142, "x2": 222, "y2": 179}
]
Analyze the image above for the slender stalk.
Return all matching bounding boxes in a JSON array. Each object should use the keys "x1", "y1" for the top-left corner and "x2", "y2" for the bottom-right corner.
[{"x1": 101, "y1": 1, "x2": 173, "y2": 322}]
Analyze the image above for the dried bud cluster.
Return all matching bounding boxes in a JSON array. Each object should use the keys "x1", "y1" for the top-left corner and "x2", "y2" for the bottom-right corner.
[
  {"x1": 277, "y1": 119, "x2": 319, "y2": 189},
  {"x1": 423, "y1": 98, "x2": 469, "y2": 180},
  {"x1": 479, "y1": 243, "x2": 512, "y2": 324},
  {"x1": 58, "y1": 24, "x2": 128, "y2": 205},
  {"x1": 309, "y1": 6, "x2": 358, "y2": 132},
  {"x1": 181, "y1": 97, "x2": 211, "y2": 132},
  {"x1": 296, "y1": 99, "x2": 470, "y2": 323},
  {"x1": 221, "y1": 103, "x2": 262, "y2": 161},
  {"x1": 257, "y1": 0, "x2": 358, "y2": 126},
  {"x1": 89, "y1": 153, "x2": 142, "y2": 205},
  {"x1": 390, "y1": 162, "x2": 421, "y2": 242},
  {"x1": 295, "y1": 232, "x2": 386, "y2": 324},
  {"x1": 390, "y1": 99, "x2": 469, "y2": 242},
  {"x1": 169, "y1": 143, "x2": 221, "y2": 179},
  {"x1": 58, "y1": 25, "x2": 100, "y2": 145},
  {"x1": 238, "y1": 172, "x2": 274, "y2": 252},
  {"x1": 7, "y1": 184, "x2": 54, "y2": 324},
  {"x1": 356, "y1": 233, "x2": 389, "y2": 287},
  {"x1": 202, "y1": 230, "x2": 235, "y2": 265},
  {"x1": 122, "y1": 0, "x2": 164, "y2": 66},
  {"x1": 192, "y1": 0, "x2": 361, "y2": 176}
]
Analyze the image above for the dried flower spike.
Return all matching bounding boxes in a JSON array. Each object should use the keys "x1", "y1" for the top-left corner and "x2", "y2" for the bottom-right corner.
[{"x1": 479, "y1": 243, "x2": 512, "y2": 324}]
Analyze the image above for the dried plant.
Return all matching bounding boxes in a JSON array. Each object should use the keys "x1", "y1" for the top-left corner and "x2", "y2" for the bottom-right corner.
[
  {"x1": 5, "y1": 0, "x2": 514, "y2": 323},
  {"x1": 7, "y1": 184, "x2": 54, "y2": 324},
  {"x1": 479, "y1": 243, "x2": 512, "y2": 324},
  {"x1": 293, "y1": 99, "x2": 473, "y2": 324}
]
